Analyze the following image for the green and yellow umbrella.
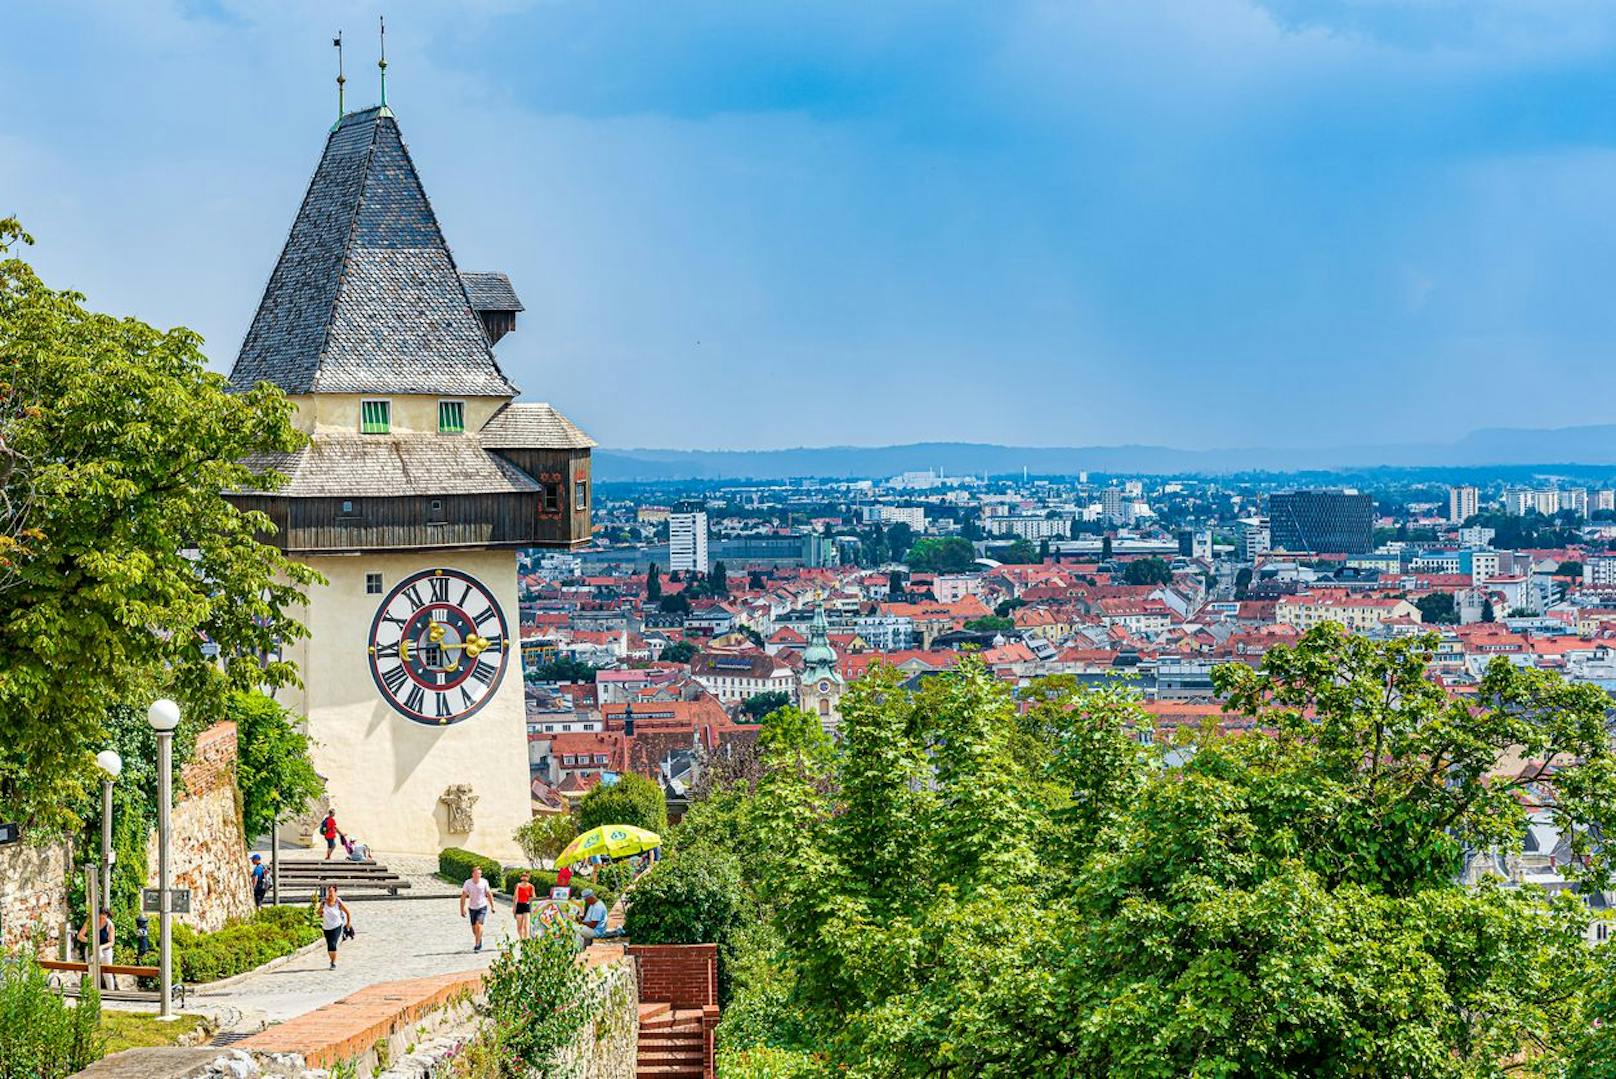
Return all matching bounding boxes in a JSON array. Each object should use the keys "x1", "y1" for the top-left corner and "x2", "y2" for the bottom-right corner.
[{"x1": 556, "y1": 823, "x2": 662, "y2": 865}]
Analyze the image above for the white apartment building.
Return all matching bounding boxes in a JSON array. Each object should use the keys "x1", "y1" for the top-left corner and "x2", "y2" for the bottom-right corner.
[
  {"x1": 1241, "y1": 517, "x2": 1271, "y2": 562},
  {"x1": 1565, "y1": 488, "x2": 1589, "y2": 517},
  {"x1": 1504, "y1": 489, "x2": 1533, "y2": 515},
  {"x1": 1448, "y1": 485, "x2": 1478, "y2": 524},
  {"x1": 880, "y1": 505, "x2": 927, "y2": 531},
  {"x1": 1101, "y1": 487, "x2": 1131, "y2": 524},
  {"x1": 1585, "y1": 557, "x2": 1616, "y2": 587},
  {"x1": 1458, "y1": 526, "x2": 1495, "y2": 548},
  {"x1": 669, "y1": 507, "x2": 710, "y2": 573},
  {"x1": 1599, "y1": 490, "x2": 1616, "y2": 513},
  {"x1": 995, "y1": 516, "x2": 1069, "y2": 541}
]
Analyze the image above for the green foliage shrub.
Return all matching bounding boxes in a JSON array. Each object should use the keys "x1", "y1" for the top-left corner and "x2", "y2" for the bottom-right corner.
[
  {"x1": 437, "y1": 847, "x2": 503, "y2": 886},
  {"x1": 169, "y1": 905, "x2": 321, "y2": 984},
  {"x1": 0, "y1": 946, "x2": 102, "y2": 1078},
  {"x1": 623, "y1": 848, "x2": 743, "y2": 946},
  {"x1": 483, "y1": 931, "x2": 602, "y2": 1072},
  {"x1": 715, "y1": 1046, "x2": 825, "y2": 1079},
  {"x1": 513, "y1": 812, "x2": 576, "y2": 865},
  {"x1": 575, "y1": 773, "x2": 668, "y2": 836}
]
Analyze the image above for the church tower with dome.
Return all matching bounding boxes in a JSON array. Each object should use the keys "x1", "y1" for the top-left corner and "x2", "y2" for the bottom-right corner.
[{"x1": 798, "y1": 605, "x2": 844, "y2": 733}]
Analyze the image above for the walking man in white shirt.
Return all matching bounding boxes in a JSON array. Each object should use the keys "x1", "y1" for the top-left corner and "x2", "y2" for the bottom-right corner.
[{"x1": 459, "y1": 866, "x2": 495, "y2": 953}]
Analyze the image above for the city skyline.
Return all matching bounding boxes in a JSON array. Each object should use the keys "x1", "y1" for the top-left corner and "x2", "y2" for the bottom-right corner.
[{"x1": 5, "y1": 1, "x2": 1616, "y2": 451}]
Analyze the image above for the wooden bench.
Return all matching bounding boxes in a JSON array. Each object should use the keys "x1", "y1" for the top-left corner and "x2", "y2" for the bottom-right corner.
[{"x1": 38, "y1": 958, "x2": 186, "y2": 1007}]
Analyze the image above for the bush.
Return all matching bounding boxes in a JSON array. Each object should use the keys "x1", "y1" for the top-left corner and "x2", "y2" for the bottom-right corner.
[
  {"x1": 576, "y1": 773, "x2": 668, "y2": 836},
  {"x1": 438, "y1": 846, "x2": 503, "y2": 886},
  {"x1": 624, "y1": 849, "x2": 743, "y2": 945},
  {"x1": 0, "y1": 945, "x2": 102, "y2": 1078},
  {"x1": 715, "y1": 1046, "x2": 826, "y2": 1079},
  {"x1": 484, "y1": 931, "x2": 603, "y2": 1072},
  {"x1": 169, "y1": 906, "x2": 321, "y2": 984}
]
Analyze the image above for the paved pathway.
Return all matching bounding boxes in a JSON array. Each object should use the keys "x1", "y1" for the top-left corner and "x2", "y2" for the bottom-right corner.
[{"x1": 193, "y1": 850, "x2": 517, "y2": 1025}]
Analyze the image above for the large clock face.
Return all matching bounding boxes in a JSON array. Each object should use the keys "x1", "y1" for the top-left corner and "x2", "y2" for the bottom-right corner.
[{"x1": 367, "y1": 568, "x2": 509, "y2": 725}]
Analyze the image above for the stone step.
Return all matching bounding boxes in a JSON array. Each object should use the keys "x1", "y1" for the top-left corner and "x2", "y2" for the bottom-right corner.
[
  {"x1": 638, "y1": 1048, "x2": 705, "y2": 1065},
  {"x1": 638, "y1": 1025, "x2": 704, "y2": 1039},
  {"x1": 638, "y1": 1002, "x2": 671, "y2": 1024},
  {"x1": 634, "y1": 1067, "x2": 704, "y2": 1079}
]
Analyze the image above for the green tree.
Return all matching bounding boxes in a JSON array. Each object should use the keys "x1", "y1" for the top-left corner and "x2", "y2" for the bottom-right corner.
[
  {"x1": 741, "y1": 691, "x2": 792, "y2": 720},
  {"x1": 513, "y1": 813, "x2": 577, "y2": 865},
  {"x1": 905, "y1": 536, "x2": 976, "y2": 573},
  {"x1": 1482, "y1": 597, "x2": 1497, "y2": 622},
  {"x1": 998, "y1": 538, "x2": 1040, "y2": 564},
  {"x1": 576, "y1": 772, "x2": 668, "y2": 836},
  {"x1": 659, "y1": 591, "x2": 692, "y2": 615},
  {"x1": 661, "y1": 640, "x2": 698, "y2": 664},
  {"x1": 229, "y1": 691, "x2": 323, "y2": 843},
  {"x1": 1415, "y1": 591, "x2": 1458, "y2": 625},
  {"x1": 1557, "y1": 559, "x2": 1584, "y2": 579},
  {"x1": 1234, "y1": 565, "x2": 1253, "y2": 599},
  {"x1": 0, "y1": 219, "x2": 318, "y2": 831},
  {"x1": 1100, "y1": 534, "x2": 1113, "y2": 561},
  {"x1": 710, "y1": 560, "x2": 730, "y2": 596},
  {"x1": 1120, "y1": 557, "x2": 1172, "y2": 586},
  {"x1": 646, "y1": 563, "x2": 661, "y2": 601},
  {"x1": 748, "y1": 570, "x2": 766, "y2": 591},
  {"x1": 888, "y1": 568, "x2": 906, "y2": 599},
  {"x1": 530, "y1": 657, "x2": 598, "y2": 683},
  {"x1": 963, "y1": 615, "x2": 1014, "y2": 633}
]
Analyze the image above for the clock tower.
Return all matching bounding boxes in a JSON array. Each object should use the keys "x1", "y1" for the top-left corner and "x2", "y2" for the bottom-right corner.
[
  {"x1": 227, "y1": 106, "x2": 592, "y2": 857},
  {"x1": 798, "y1": 605, "x2": 844, "y2": 734}
]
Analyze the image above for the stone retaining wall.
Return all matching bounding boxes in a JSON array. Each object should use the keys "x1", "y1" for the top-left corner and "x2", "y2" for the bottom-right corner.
[
  {"x1": 0, "y1": 838, "x2": 71, "y2": 951},
  {"x1": 145, "y1": 722, "x2": 254, "y2": 933}
]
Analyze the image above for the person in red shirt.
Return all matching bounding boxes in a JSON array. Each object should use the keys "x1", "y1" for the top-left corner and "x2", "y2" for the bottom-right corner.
[
  {"x1": 512, "y1": 871, "x2": 536, "y2": 940},
  {"x1": 320, "y1": 810, "x2": 340, "y2": 861}
]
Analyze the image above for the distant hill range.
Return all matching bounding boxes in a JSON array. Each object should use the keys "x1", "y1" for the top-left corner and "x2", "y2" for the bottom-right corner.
[{"x1": 594, "y1": 425, "x2": 1616, "y2": 482}]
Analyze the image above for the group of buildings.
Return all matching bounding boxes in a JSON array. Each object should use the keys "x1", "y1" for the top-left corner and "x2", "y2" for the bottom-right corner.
[{"x1": 515, "y1": 479, "x2": 1616, "y2": 825}]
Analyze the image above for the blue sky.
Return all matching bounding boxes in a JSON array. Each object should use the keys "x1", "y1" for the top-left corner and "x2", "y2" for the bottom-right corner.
[{"x1": 4, "y1": 1, "x2": 1616, "y2": 451}]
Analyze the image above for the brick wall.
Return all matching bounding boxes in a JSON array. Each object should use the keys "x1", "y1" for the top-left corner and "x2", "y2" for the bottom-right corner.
[
  {"x1": 628, "y1": 942, "x2": 718, "y2": 1009},
  {"x1": 0, "y1": 839, "x2": 70, "y2": 950}
]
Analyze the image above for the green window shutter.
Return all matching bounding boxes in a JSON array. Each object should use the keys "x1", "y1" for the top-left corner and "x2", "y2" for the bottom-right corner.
[
  {"x1": 438, "y1": 400, "x2": 465, "y2": 434},
  {"x1": 361, "y1": 400, "x2": 390, "y2": 434}
]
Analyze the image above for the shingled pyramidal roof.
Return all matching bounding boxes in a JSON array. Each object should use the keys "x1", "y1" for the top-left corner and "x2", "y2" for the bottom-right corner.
[{"x1": 229, "y1": 106, "x2": 518, "y2": 397}]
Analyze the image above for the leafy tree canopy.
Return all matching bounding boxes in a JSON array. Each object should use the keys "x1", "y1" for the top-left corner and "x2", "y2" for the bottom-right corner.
[
  {"x1": 905, "y1": 536, "x2": 976, "y2": 574},
  {"x1": 1415, "y1": 591, "x2": 1458, "y2": 625},
  {"x1": 963, "y1": 615, "x2": 1014, "y2": 633},
  {"x1": 575, "y1": 771, "x2": 668, "y2": 837},
  {"x1": 0, "y1": 220, "x2": 318, "y2": 831},
  {"x1": 1120, "y1": 556, "x2": 1173, "y2": 586},
  {"x1": 230, "y1": 691, "x2": 323, "y2": 843},
  {"x1": 529, "y1": 657, "x2": 598, "y2": 683},
  {"x1": 676, "y1": 633, "x2": 1616, "y2": 1076},
  {"x1": 741, "y1": 691, "x2": 792, "y2": 721},
  {"x1": 661, "y1": 640, "x2": 698, "y2": 664}
]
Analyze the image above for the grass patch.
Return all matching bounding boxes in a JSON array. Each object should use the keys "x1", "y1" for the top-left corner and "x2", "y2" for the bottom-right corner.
[{"x1": 99, "y1": 1010, "x2": 210, "y2": 1053}]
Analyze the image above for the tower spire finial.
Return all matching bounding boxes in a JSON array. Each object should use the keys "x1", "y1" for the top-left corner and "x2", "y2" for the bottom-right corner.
[
  {"x1": 378, "y1": 15, "x2": 388, "y2": 108},
  {"x1": 333, "y1": 31, "x2": 345, "y2": 119}
]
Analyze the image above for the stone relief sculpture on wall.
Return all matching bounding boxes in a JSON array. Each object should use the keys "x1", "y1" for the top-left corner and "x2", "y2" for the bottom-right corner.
[{"x1": 440, "y1": 784, "x2": 478, "y2": 835}]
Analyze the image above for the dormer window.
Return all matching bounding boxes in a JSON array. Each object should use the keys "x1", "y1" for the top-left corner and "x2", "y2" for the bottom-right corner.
[
  {"x1": 360, "y1": 399, "x2": 391, "y2": 434},
  {"x1": 438, "y1": 400, "x2": 465, "y2": 434}
]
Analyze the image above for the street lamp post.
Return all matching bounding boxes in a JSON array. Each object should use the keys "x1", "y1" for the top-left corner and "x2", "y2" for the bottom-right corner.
[
  {"x1": 146, "y1": 698, "x2": 180, "y2": 1020},
  {"x1": 95, "y1": 750, "x2": 122, "y2": 907}
]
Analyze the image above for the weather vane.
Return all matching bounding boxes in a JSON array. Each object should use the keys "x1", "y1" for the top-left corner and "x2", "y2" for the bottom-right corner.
[
  {"x1": 333, "y1": 30, "x2": 345, "y2": 118},
  {"x1": 378, "y1": 15, "x2": 388, "y2": 109}
]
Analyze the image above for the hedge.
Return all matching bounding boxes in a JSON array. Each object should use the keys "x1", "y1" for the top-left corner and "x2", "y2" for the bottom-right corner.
[
  {"x1": 163, "y1": 906, "x2": 321, "y2": 985},
  {"x1": 438, "y1": 847, "x2": 503, "y2": 886}
]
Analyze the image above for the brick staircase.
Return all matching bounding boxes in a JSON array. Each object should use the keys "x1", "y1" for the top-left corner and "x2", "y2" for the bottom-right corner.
[
  {"x1": 629, "y1": 944, "x2": 721, "y2": 1079},
  {"x1": 636, "y1": 1003, "x2": 707, "y2": 1077}
]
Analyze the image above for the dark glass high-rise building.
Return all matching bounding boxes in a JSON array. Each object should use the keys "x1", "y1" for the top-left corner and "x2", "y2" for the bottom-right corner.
[{"x1": 1268, "y1": 491, "x2": 1374, "y2": 554}]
